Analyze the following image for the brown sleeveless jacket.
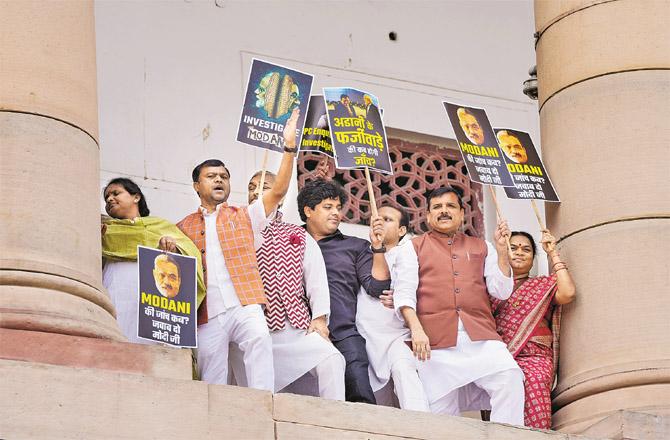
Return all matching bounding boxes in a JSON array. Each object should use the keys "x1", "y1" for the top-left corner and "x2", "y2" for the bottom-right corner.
[{"x1": 412, "y1": 231, "x2": 502, "y2": 349}]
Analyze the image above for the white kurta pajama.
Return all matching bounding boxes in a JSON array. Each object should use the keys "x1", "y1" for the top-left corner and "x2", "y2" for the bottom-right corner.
[
  {"x1": 394, "y1": 241, "x2": 525, "y2": 425},
  {"x1": 195, "y1": 200, "x2": 275, "y2": 391},
  {"x1": 230, "y1": 217, "x2": 345, "y2": 399},
  {"x1": 356, "y1": 239, "x2": 429, "y2": 411}
]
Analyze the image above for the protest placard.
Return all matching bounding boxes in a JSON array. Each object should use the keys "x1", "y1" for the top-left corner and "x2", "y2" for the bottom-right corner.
[
  {"x1": 237, "y1": 59, "x2": 313, "y2": 153},
  {"x1": 443, "y1": 102, "x2": 514, "y2": 187},
  {"x1": 137, "y1": 246, "x2": 197, "y2": 347},
  {"x1": 494, "y1": 128, "x2": 560, "y2": 202},
  {"x1": 323, "y1": 87, "x2": 392, "y2": 175},
  {"x1": 299, "y1": 95, "x2": 334, "y2": 157}
]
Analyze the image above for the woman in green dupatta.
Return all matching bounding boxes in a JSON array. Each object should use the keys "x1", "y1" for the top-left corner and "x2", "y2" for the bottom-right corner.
[
  {"x1": 491, "y1": 230, "x2": 576, "y2": 429},
  {"x1": 101, "y1": 178, "x2": 205, "y2": 344}
]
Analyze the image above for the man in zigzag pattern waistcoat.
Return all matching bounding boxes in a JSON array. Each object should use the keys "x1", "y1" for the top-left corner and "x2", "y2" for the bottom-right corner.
[
  {"x1": 177, "y1": 109, "x2": 300, "y2": 390},
  {"x1": 236, "y1": 171, "x2": 346, "y2": 400}
]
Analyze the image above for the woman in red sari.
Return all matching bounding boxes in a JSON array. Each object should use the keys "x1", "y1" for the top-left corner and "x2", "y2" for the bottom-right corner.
[{"x1": 491, "y1": 230, "x2": 576, "y2": 429}]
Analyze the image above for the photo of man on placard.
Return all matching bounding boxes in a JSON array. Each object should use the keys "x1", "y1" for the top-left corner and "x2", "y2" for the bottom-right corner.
[
  {"x1": 254, "y1": 71, "x2": 301, "y2": 120},
  {"x1": 363, "y1": 94, "x2": 382, "y2": 132},
  {"x1": 457, "y1": 107, "x2": 486, "y2": 146},
  {"x1": 493, "y1": 128, "x2": 560, "y2": 202},
  {"x1": 334, "y1": 93, "x2": 356, "y2": 118},
  {"x1": 137, "y1": 246, "x2": 198, "y2": 347},
  {"x1": 497, "y1": 130, "x2": 529, "y2": 164},
  {"x1": 237, "y1": 58, "x2": 313, "y2": 152},
  {"x1": 153, "y1": 253, "x2": 182, "y2": 299}
]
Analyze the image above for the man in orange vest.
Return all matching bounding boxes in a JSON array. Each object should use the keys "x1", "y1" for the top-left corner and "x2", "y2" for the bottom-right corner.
[
  {"x1": 177, "y1": 109, "x2": 300, "y2": 390},
  {"x1": 394, "y1": 186, "x2": 525, "y2": 424}
]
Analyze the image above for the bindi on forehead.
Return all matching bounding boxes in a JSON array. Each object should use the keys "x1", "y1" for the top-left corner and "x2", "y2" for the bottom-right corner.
[{"x1": 510, "y1": 237, "x2": 533, "y2": 247}]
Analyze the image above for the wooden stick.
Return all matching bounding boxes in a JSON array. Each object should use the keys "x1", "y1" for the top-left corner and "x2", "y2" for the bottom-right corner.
[
  {"x1": 257, "y1": 150, "x2": 269, "y2": 199},
  {"x1": 364, "y1": 166, "x2": 378, "y2": 218},
  {"x1": 488, "y1": 185, "x2": 503, "y2": 219},
  {"x1": 530, "y1": 199, "x2": 547, "y2": 231},
  {"x1": 364, "y1": 166, "x2": 383, "y2": 244},
  {"x1": 488, "y1": 186, "x2": 512, "y2": 254}
]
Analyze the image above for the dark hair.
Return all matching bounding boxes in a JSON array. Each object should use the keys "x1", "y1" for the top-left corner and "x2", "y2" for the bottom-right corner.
[
  {"x1": 426, "y1": 186, "x2": 464, "y2": 210},
  {"x1": 379, "y1": 203, "x2": 410, "y2": 228},
  {"x1": 379, "y1": 203, "x2": 411, "y2": 240},
  {"x1": 297, "y1": 179, "x2": 348, "y2": 222},
  {"x1": 340, "y1": 94, "x2": 349, "y2": 100},
  {"x1": 104, "y1": 177, "x2": 150, "y2": 217},
  {"x1": 510, "y1": 231, "x2": 537, "y2": 256},
  {"x1": 192, "y1": 159, "x2": 230, "y2": 183}
]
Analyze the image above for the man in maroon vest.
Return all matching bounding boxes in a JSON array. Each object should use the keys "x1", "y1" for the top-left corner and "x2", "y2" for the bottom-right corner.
[
  {"x1": 394, "y1": 186, "x2": 524, "y2": 425},
  {"x1": 236, "y1": 170, "x2": 346, "y2": 400}
]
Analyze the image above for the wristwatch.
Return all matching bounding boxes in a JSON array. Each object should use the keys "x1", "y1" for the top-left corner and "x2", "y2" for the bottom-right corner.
[
  {"x1": 371, "y1": 244, "x2": 386, "y2": 254},
  {"x1": 284, "y1": 145, "x2": 298, "y2": 153}
]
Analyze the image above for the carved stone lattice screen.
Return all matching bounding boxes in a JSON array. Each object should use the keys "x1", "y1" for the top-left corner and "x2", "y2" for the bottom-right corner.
[{"x1": 296, "y1": 135, "x2": 484, "y2": 237}]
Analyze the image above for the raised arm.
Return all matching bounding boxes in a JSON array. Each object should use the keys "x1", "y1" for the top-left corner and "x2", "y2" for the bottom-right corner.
[
  {"x1": 369, "y1": 214, "x2": 391, "y2": 282},
  {"x1": 484, "y1": 241, "x2": 514, "y2": 300},
  {"x1": 355, "y1": 247, "x2": 391, "y2": 298},
  {"x1": 261, "y1": 108, "x2": 300, "y2": 216},
  {"x1": 356, "y1": 217, "x2": 391, "y2": 298},
  {"x1": 493, "y1": 218, "x2": 512, "y2": 277},
  {"x1": 542, "y1": 230, "x2": 576, "y2": 305}
]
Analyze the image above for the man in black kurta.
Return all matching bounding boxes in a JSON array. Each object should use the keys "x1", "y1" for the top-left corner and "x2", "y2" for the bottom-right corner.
[{"x1": 297, "y1": 179, "x2": 390, "y2": 403}]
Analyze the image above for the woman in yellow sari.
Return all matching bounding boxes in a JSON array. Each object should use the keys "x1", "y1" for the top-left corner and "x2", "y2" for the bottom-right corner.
[{"x1": 101, "y1": 178, "x2": 205, "y2": 343}]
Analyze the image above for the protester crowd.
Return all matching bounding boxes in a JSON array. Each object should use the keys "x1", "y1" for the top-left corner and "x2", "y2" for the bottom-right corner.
[{"x1": 100, "y1": 108, "x2": 576, "y2": 429}]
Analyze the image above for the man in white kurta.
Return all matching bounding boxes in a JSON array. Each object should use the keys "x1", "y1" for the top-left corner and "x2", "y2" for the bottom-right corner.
[
  {"x1": 356, "y1": 205, "x2": 429, "y2": 411},
  {"x1": 394, "y1": 187, "x2": 524, "y2": 425}
]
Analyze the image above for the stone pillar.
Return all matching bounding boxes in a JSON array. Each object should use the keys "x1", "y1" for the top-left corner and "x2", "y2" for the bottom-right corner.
[
  {"x1": 534, "y1": 0, "x2": 670, "y2": 433},
  {"x1": 0, "y1": 1, "x2": 123, "y2": 341}
]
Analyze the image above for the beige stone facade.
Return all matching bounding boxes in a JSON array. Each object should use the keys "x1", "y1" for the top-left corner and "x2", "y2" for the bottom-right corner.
[
  {"x1": 535, "y1": 0, "x2": 670, "y2": 433},
  {"x1": 1, "y1": 358, "x2": 602, "y2": 440},
  {"x1": 0, "y1": 0, "x2": 122, "y2": 341}
]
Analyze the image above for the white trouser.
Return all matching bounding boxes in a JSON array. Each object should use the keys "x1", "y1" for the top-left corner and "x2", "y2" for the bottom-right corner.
[
  {"x1": 388, "y1": 339, "x2": 430, "y2": 412},
  {"x1": 197, "y1": 304, "x2": 274, "y2": 391},
  {"x1": 309, "y1": 353, "x2": 346, "y2": 401},
  {"x1": 430, "y1": 368, "x2": 525, "y2": 425}
]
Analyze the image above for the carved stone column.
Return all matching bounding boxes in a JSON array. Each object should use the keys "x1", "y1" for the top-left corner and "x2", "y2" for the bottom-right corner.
[
  {"x1": 0, "y1": 0, "x2": 123, "y2": 341},
  {"x1": 534, "y1": 0, "x2": 670, "y2": 433}
]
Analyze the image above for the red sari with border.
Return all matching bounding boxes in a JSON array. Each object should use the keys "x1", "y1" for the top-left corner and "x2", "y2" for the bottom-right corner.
[{"x1": 491, "y1": 274, "x2": 561, "y2": 429}]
